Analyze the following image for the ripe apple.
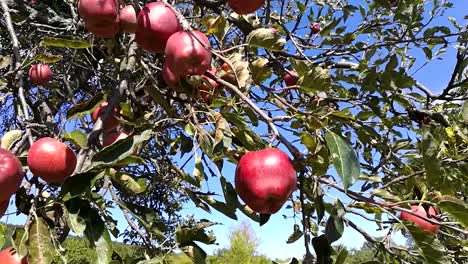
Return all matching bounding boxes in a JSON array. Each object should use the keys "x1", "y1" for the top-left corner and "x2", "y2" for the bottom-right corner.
[
  {"x1": 27, "y1": 138, "x2": 77, "y2": 183},
  {"x1": 78, "y1": 0, "x2": 119, "y2": 37},
  {"x1": 310, "y1": 22, "x2": 321, "y2": 34},
  {"x1": 235, "y1": 148, "x2": 297, "y2": 214},
  {"x1": 199, "y1": 69, "x2": 219, "y2": 103},
  {"x1": 165, "y1": 31, "x2": 212, "y2": 77},
  {"x1": 228, "y1": 0, "x2": 265, "y2": 14},
  {"x1": 400, "y1": 205, "x2": 440, "y2": 234},
  {"x1": 136, "y1": 2, "x2": 181, "y2": 53},
  {"x1": 91, "y1": 102, "x2": 120, "y2": 132},
  {"x1": 0, "y1": 148, "x2": 24, "y2": 201},
  {"x1": 28, "y1": 64, "x2": 52, "y2": 86},
  {"x1": 0, "y1": 247, "x2": 27, "y2": 264},
  {"x1": 162, "y1": 63, "x2": 180, "y2": 88},
  {"x1": 103, "y1": 131, "x2": 129, "y2": 147},
  {"x1": 0, "y1": 199, "x2": 8, "y2": 218},
  {"x1": 119, "y1": 5, "x2": 137, "y2": 33},
  {"x1": 284, "y1": 70, "x2": 299, "y2": 87}
]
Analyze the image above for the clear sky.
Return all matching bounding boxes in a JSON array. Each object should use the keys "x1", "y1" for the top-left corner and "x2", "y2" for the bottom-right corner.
[{"x1": 1, "y1": 0, "x2": 467, "y2": 261}]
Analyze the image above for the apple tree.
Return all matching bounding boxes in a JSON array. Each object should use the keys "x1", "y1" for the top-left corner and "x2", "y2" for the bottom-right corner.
[{"x1": 0, "y1": 0, "x2": 467, "y2": 263}]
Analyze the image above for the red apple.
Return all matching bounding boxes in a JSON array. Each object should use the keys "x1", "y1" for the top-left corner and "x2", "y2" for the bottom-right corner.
[
  {"x1": 79, "y1": 0, "x2": 119, "y2": 38},
  {"x1": 162, "y1": 63, "x2": 180, "y2": 88},
  {"x1": 228, "y1": 0, "x2": 265, "y2": 14},
  {"x1": 284, "y1": 71, "x2": 298, "y2": 87},
  {"x1": 199, "y1": 69, "x2": 219, "y2": 103},
  {"x1": 0, "y1": 148, "x2": 24, "y2": 201},
  {"x1": 165, "y1": 31, "x2": 212, "y2": 77},
  {"x1": 221, "y1": 63, "x2": 233, "y2": 73},
  {"x1": 0, "y1": 247, "x2": 27, "y2": 264},
  {"x1": 120, "y1": 5, "x2": 137, "y2": 33},
  {"x1": 400, "y1": 205, "x2": 440, "y2": 234},
  {"x1": 235, "y1": 148, "x2": 297, "y2": 214},
  {"x1": 0, "y1": 199, "x2": 8, "y2": 218},
  {"x1": 91, "y1": 102, "x2": 120, "y2": 132},
  {"x1": 103, "y1": 131, "x2": 129, "y2": 147},
  {"x1": 136, "y1": 2, "x2": 181, "y2": 53},
  {"x1": 27, "y1": 138, "x2": 77, "y2": 183},
  {"x1": 28, "y1": 64, "x2": 52, "y2": 86},
  {"x1": 310, "y1": 22, "x2": 321, "y2": 34}
]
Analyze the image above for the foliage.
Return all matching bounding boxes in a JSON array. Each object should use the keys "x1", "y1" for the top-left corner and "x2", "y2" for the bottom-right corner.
[
  {"x1": 0, "y1": 0, "x2": 467, "y2": 263},
  {"x1": 206, "y1": 222, "x2": 270, "y2": 264}
]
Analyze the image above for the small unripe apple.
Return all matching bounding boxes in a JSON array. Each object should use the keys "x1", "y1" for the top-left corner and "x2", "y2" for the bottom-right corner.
[
  {"x1": 235, "y1": 148, "x2": 297, "y2": 214},
  {"x1": 27, "y1": 138, "x2": 77, "y2": 183},
  {"x1": 136, "y1": 2, "x2": 181, "y2": 53},
  {"x1": 165, "y1": 31, "x2": 212, "y2": 77},
  {"x1": 0, "y1": 148, "x2": 24, "y2": 201},
  {"x1": 0, "y1": 199, "x2": 8, "y2": 218},
  {"x1": 400, "y1": 205, "x2": 440, "y2": 234},
  {"x1": 162, "y1": 63, "x2": 180, "y2": 88},
  {"x1": 310, "y1": 22, "x2": 321, "y2": 34},
  {"x1": 28, "y1": 64, "x2": 52, "y2": 86},
  {"x1": 0, "y1": 247, "x2": 28, "y2": 264},
  {"x1": 283, "y1": 71, "x2": 299, "y2": 87},
  {"x1": 91, "y1": 102, "x2": 121, "y2": 132},
  {"x1": 228, "y1": 0, "x2": 265, "y2": 14},
  {"x1": 120, "y1": 5, "x2": 137, "y2": 33},
  {"x1": 103, "y1": 131, "x2": 129, "y2": 147}
]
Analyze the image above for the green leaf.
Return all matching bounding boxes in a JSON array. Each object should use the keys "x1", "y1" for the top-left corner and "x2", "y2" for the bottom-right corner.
[
  {"x1": 67, "y1": 93, "x2": 105, "y2": 120},
  {"x1": 324, "y1": 216, "x2": 343, "y2": 244},
  {"x1": 111, "y1": 171, "x2": 147, "y2": 194},
  {"x1": 298, "y1": 66, "x2": 331, "y2": 92},
  {"x1": 63, "y1": 130, "x2": 88, "y2": 149},
  {"x1": 404, "y1": 222, "x2": 451, "y2": 264},
  {"x1": 220, "y1": 176, "x2": 239, "y2": 208},
  {"x1": 176, "y1": 221, "x2": 217, "y2": 247},
  {"x1": 246, "y1": 28, "x2": 286, "y2": 51},
  {"x1": 312, "y1": 235, "x2": 332, "y2": 264},
  {"x1": 250, "y1": 58, "x2": 272, "y2": 83},
  {"x1": 435, "y1": 195, "x2": 468, "y2": 228},
  {"x1": 1, "y1": 129, "x2": 23, "y2": 150},
  {"x1": 92, "y1": 130, "x2": 152, "y2": 166},
  {"x1": 60, "y1": 170, "x2": 105, "y2": 201},
  {"x1": 462, "y1": 101, "x2": 468, "y2": 124},
  {"x1": 421, "y1": 127, "x2": 442, "y2": 187},
  {"x1": 40, "y1": 37, "x2": 92, "y2": 49},
  {"x1": 182, "y1": 243, "x2": 207, "y2": 264},
  {"x1": 335, "y1": 247, "x2": 348, "y2": 264},
  {"x1": 325, "y1": 131, "x2": 360, "y2": 190},
  {"x1": 286, "y1": 224, "x2": 303, "y2": 244},
  {"x1": 0, "y1": 55, "x2": 11, "y2": 70},
  {"x1": 371, "y1": 189, "x2": 401, "y2": 202},
  {"x1": 84, "y1": 209, "x2": 113, "y2": 264},
  {"x1": 28, "y1": 218, "x2": 54, "y2": 264},
  {"x1": 33, "y1": 53, "x2": 63, "y2": 63},
  {"x1": 203, "y1": 15, "x2": 228, "y2": 41},
  {"x1": 64, "y1": 200, "x2": 86, "y2": 236},
  {"x1": 227, "y1": 53, "x2": 251, "y2": 88},
  {"x1": 259, "y1": 213, "x2": 271, "y2": 226},
  {"x1": 199, "y1": 195, "x2": 237, "y2": 220},
  {"x1": 0, "y1": 224, "x2": 5, "y2": 249}
]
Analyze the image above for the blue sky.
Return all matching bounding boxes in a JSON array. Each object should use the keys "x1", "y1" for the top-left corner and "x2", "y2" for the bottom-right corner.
[{"x1": 1, "y1": 0, "x2": 467, "y2": 261}]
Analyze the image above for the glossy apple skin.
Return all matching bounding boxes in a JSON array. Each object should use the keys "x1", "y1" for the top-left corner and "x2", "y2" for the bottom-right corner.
[
  {"x1": 199, "y1": 69, "x2": 219, "y2": 103},
  {"x1": 28, "y1": 64, "x2": 52, "y2": 87},
  {"x1": 228, "y1": 0, "x2": 265, "y2": 14},
  {"x1": 311, "y1": 22, "x2": 321, "y2": 34},
  {"x1": 0, "y1": 199, "x2": 8, "y2": 218},
  {"x1": 120, "y1": 5, "x2": 137, "y2": 33},
  {"x1": 103, "y1": 131, "x2": 129, "y2": 147},
  {"x1": 91, "y1": 102, "x2": 120, "y2": 132},
  {"x1": 27, "y1": 138, "x2": 77, "y2": 183},
  {"x1": 400, "y1": 205, "x2": 440, "y2": 234},
  {"x1": 284, "y1": 71, "x2": 298, "y2": 87},
  {"x1": 136, "y1": 2, "x2": 181, "y2": 53},
  {"x1": 0, "y1": 247, "x2": 28, "y2": 264},
  {"x1": 162, "y1": 63, "x2": 180, "y2": 88},
  {"x1": 235, "y1": 148, "x2": 297, "y2": 214},
  {"x1": 0, "y1": 148, "x2": 24, "y2": 201},
  {"x1": 165, "y1": 31, "x2": 212, "y2": 77},
  {"x1": 78, "y1": 0, "x2": 119, "y2": 37}
]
